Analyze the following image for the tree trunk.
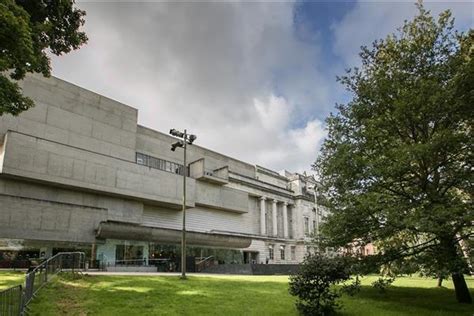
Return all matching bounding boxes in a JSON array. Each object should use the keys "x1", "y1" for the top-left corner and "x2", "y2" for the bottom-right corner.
[
  {"x1": 452, "y1": 273, "x2": 472, "y2": 304},
  {"x1": 437, "y1": 276, "x2": 443, "y2": 287}
]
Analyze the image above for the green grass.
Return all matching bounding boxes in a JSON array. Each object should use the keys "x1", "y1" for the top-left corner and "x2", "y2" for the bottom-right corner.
[
  {"x1": 0, "y1": 270, "x2": 26, "y2": 289},
  {"x1": 0, "y1": 272, "x2": 471, "y2": 315},
  {"x1": 339, "y1": 276, "x2": 474, "y2": 316}
]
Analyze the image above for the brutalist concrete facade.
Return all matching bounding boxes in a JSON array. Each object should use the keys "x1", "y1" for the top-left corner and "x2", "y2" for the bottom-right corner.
[{"x1": 0, "y1": 75, "x2": 324, "y2": 266}]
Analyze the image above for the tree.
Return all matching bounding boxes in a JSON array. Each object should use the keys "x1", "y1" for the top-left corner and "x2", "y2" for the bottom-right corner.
[
  {"x1": 0, "y1": 0, "x2": 87, "y2": 116},
  {"x1": 314, "y1": 2, "x2": 473, "y2": 304}
]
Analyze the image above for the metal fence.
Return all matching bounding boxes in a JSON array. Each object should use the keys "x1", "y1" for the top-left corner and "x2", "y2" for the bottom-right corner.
[
  {"x1": 0, "y1": 285, "x2": 22, "y2": 316},
  {"x1": 0, "y1": 252, "x2": 85, "y2": 316}
]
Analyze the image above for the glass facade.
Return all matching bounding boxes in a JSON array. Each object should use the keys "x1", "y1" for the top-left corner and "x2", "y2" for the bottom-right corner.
[{"x1": 97, "y1": 240, "x2": 245, "y2": 272}]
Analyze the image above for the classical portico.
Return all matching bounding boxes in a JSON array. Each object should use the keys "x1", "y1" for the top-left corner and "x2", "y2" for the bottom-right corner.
[
  {"x1": 259, "y1": 197, "x2": 291, "y2": 239},
  {"x1": 260, "y1": 196, "x2": 266, "y2": 235}
]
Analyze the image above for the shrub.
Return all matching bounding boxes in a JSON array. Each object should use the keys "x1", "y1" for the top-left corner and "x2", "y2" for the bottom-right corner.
[
  {"x1": 289, "y1": 253, "x2": 351, "y2": 316},
  {"x1": 341, "y1": 276, "x2": 361, "y2": 296},
  {"x1": 372, "y1": 277, "x2": 395, "y2": 293}
]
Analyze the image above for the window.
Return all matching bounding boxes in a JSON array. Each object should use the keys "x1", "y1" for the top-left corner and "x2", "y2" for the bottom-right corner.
[
  {"x1": 115, "y1": 244, "x2": 144, "y2": 265},
  {"x1": 136, "y1": 152, "x2": 184, "y2": 175},
  {"x1": 313, "y1": 220, "x2": 316, "y2": 232},
  {"x1": 304, "y1": 217, "x2": 309, "y2": 235},
  {"x1": 268, "y1": 245, "x2": 274, "y2": 260},
  {"x1": 290, "y1": 246, "x2": 296, "y2": 260},
  {"x1": 136, "y1": 153, "x2": 146, "y2": 165},
  {"x1": 280, "y1": 245, "x2": 285, "y2": 260}
]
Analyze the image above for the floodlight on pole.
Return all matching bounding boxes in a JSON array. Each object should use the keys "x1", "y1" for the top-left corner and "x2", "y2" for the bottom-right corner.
[
  {"x1": 187, "y1": 134, "x2": 197, "y2": 144},
  {"x1": 169, "y1": 128, "x2": 184, "y2": 138},
  {"x1": 169, "y1": 128, "x2": 197, "y2": 279},
  {"x1": 171, "y1": 141, "x2": 184, "y2": 152}
]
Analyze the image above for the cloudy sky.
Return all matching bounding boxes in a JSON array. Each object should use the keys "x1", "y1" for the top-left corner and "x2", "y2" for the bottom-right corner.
[{"x1": 50, "y1": 0, "x2": 473, "y2": 174}]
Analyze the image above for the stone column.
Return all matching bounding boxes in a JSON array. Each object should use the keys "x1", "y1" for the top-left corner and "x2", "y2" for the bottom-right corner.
[
  {"x1": 283, "y1": 202, "x2": 289, "y2": 239},
  {"x1": 260, "y1": 197, "x2": 266, "y2": 235},
  {"x1": 272, "y1": 199, "x2": 278, "y2": 236}
]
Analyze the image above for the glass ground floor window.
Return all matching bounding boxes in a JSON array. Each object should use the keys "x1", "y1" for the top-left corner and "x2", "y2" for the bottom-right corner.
[
  {"x1": 0, "y1": 244, "x2": 91, "y2": 269},
  {"x1": 115, "y1": 245, "x2": 145, "y2": 265},
  {"x1": 147, "y1": 243, "x2": 245, "y2": 272},
  {"x1": 148, "y1": 243, "x2": 243, "y2": 264}
]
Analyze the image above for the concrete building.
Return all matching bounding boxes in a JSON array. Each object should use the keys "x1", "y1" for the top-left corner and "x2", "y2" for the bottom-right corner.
[{"x1": 0, "y1": 75, "x2": 324, "y2": 270}]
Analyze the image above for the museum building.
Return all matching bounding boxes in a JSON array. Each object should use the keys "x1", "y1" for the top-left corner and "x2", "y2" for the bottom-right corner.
[{"x1": 0, "y1": 75, "x2": 324, "y2": 271}]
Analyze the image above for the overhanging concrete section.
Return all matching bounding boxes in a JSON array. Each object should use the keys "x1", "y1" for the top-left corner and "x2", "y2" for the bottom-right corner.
[
  {"x1": 96, "y1": 222, "x2": 252, "y2": 248},
  {"x1": 1, "y1": 131, "x2": 195, "y2": 208}
]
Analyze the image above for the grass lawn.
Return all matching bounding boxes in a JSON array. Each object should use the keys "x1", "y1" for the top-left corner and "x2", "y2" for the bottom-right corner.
[
  {"x1": 0, "y1": 270, "x2": 26, "y2": 290},
  {"x1": 0, "y1": 272, "x2": 471, "y2": 315}
]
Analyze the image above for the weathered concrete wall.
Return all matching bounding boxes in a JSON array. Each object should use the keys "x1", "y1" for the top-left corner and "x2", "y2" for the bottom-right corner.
[
  {"x1": 0, "y1": 178, "x2": 148, "y2": 243},
  {"x1": 0, "y1": 194, "x2": 106, "y2": 243},
  {"x1": 0, "y1": 75, "x2": 138, "y2": 161},
  {"x1": 1, "y1": 131, "x2": 195, "y2": 208},
  {"x1": 142, "y1": 205, "x2": 249, "y2": 234},
  {"x1": 195, "y1": 181, "x2": 248, "y2": 213},
  {"x1": 136, "y1": 126, "x2": 256, "y2": 178}
]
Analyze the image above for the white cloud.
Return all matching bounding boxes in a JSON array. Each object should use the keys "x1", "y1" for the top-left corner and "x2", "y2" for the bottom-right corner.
[
  {"x1": 50, "y1": 1, "x2": 329, "y2": 173},
  {"x1": 332, "y1": 0, "x2": 474, "y2": 67},
  {"x1": 254, "y1": 95, "x2": 292, "y2": 130}
]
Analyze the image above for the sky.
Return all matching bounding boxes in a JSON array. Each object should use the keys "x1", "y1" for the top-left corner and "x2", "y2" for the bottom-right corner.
[{"x1": 50, "y1": 0, "x2": 473, "y2": 174}]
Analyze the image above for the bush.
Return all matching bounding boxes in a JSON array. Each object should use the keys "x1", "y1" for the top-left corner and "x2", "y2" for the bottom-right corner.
[
  {"x1": 372, "y1": 277, "x2": 395, "y2": 293},
  {"x1": 341, "y1": 276, "x2": 361, "y2": 296},
  {"x1": 289, "y1": 253, "x2": 351, "y2": 316}
]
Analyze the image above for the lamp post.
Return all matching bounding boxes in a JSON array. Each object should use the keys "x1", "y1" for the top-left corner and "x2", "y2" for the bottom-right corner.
[{"x1": 170, "y1": 128, "x2": 197, "y2": 279}]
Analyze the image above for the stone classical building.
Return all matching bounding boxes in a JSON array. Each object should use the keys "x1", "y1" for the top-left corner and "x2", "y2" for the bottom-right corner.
[{"x1": 0, "y1": 75, "x2": 324, "y2": 270}]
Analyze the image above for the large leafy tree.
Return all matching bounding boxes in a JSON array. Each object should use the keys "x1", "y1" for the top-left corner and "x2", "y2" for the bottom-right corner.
[
  {"x1": 315, "y1": 2, "x2": 473, "y2": 304},
  {"x1": 0, "y1": 0, "x2": 87, "y2": 116}
]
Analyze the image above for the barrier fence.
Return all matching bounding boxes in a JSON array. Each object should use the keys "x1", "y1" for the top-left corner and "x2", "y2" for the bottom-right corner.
[
  {"x1": 0, "y1": 285, "x2": 22, "y2": 316},
  {"x1": 0, "y1": 252, "x2": 84, "y2": 316}
]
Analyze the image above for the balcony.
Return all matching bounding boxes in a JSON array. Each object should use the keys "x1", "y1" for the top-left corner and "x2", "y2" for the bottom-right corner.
[{"x1": 189, "y1": 158, "x2": 229, "y2": 185}]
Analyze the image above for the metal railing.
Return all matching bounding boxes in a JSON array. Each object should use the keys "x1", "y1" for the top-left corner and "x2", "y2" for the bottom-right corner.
[
  {"x1": 0, "y1": 252, "x2": 85, "y2": 316},
  {"x1": 195, "y1": 256, "x2": 215, "y2": 272},
  {"x1": 0, "y1": 285, "x2": 22, "y2": 316}
]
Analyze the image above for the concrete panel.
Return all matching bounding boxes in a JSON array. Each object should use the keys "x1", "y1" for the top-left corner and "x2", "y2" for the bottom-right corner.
[
  {"x1": 17, "y1": 102, "x2": 48, "y2": 123},
  {"x1": 1, "y1": 131, "x2": 196, "y2": 208},
  {"x1": 44, "y1": 125, "x2": 69, "y2": 144},
  {"x1": 0, "y1": 114, "x2": 18, "y2": 137},
  {"x1": 17, "y1": 117, "x2": 46, "y2": 139},
  {"x1": 195, "y1": 181, "x2": 248, "y2": 213},
  {"x1": 143, "y1": 205, "x2": 248, "y2": 234},
  {"x1": 0, "y1": 194, "x2": 107, "y2": 243},
  {"x1": 47, "y1": 106, "x2": 92, "y2": 136}
]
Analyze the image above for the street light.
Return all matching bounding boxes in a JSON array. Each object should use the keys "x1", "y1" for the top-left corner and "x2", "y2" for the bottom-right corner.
[{"x1": 169, "y1": 128, "x2": 197, "y2": 279}]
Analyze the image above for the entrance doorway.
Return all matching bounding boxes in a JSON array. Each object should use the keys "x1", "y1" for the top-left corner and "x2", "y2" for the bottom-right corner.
[{"x1": 243, "y1": 251, "x2": 258, "y2": 264}]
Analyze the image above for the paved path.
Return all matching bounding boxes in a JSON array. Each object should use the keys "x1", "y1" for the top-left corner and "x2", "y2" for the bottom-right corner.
[{"x1": 83, "y1": 271, "x2": 251, "y2": 277}]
